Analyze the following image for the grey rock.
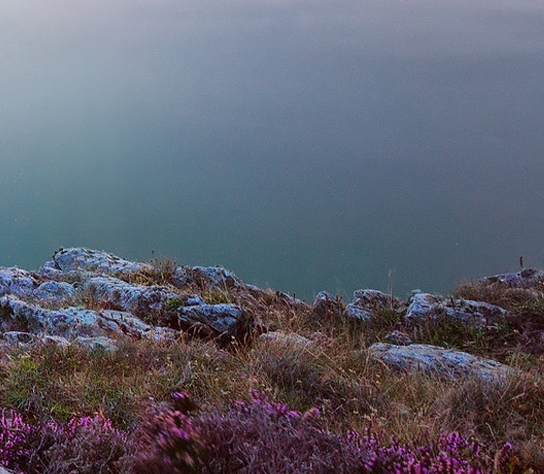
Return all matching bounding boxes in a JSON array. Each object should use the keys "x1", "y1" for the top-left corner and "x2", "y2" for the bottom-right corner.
[
  {"x1": 74, "y1": 336, "x2": 117, "y2": 352},
  {"x1": 48, "y1": 247, "x2": 151, "y2": 276},
  {"x1": 83, "y1": 277, "x2": 178, "y2": 319},
  {"x1": 352, "y1": 289, "x2": 402, "y2": 310},
  {"x1": 174, "y1": 265, "x2": 242, "y2": 291},
  {"x1": 33, "y1": 281, "x2": 77, "y2": 302},
  {"x1": 177, "y1": 303, "x2": 250, "y2": 340},
  {"x1": 258, "y1": 331, "x2": 313, "y2": 348},
  {"x1": 343, "y1": 303, "x2": 375, "y2": 322},
  {"x1": 343, "y1": 289, "x2": 406, "y2": 323},
  {"x1": 384, "y1": 330, "x2": 412, "y2": 346},
  {"x1": 405, "y1": 293, "x2": 507, "y2": 327},
  {"x1": 313, "y1": 291, "x2": 343, "y2": 318},
  {"x1": 0, "y1": 267, "x2": 37, "y2": 297},
  {"x1": 0, "y1": 296, "x2": 103, "y2": 338},
  {"x1": 368, "y1": 343, "x2": 516, "y2": 381},
  {"x1": 0, "y1": 296, "x2": 177, "y2": 341},
  {"x1": 479, "y1": 268, "x2": 544, "y2": 288}
]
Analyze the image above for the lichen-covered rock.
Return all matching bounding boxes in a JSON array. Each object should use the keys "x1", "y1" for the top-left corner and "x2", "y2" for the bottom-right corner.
[
  {"x1": 46, "y1": 247, "x2": 152, "y2": 276},
  {"x1": 352, "y1": 289, "x2": 402, "y2": 310},
  {"x1": 368, "y1": 343, "x2": 516, "y2": 381},
  {"x1": 343, "y1": 289, "x2": 405, "y2": 323},
  {"x1": 83, "y1": 277, "x2": 177, "y2": 319},
  {"x1": 313, "y1": 291, "x2": 343, "y2": 318},
  {"x1": 343, "y1": 303, "x2": 375, "y2": 322},
  {"x1": 0, "y1": 296, "x2": 105, "y2": 338},
  {"x1": 177, "y1": 303, "x2": 251, "y2": 341},
  {"x1": 0, "y1": 296, "x2": 179, "y2": 343},
  {"x1": 174, "y1": 265, "x2": 242, "y2": 291},
  {"x1": 33, "y1": 281, "x2": 77, "y2": 302},
  {"x1": 405, "y1": 293, "x2": 507, "y2": 327},
  {"x1": 479, "y1": 268, "x2": 544, "y2": 288},
  {"x1": 258, "y1": 331, "x2": 313, "y2": 348},
  {"x1": 0, "y1": 267, "x2": 37, "y2": 298}
]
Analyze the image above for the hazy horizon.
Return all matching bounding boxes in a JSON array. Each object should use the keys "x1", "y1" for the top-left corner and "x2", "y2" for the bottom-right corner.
[{"x1": 1, "y1": 0, "x2": 544, "y2": 299}]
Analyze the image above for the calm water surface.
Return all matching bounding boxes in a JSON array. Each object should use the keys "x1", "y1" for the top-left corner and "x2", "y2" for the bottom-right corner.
[{"x1": 1, "y1": 0, "x2": 544, "y2": 299}]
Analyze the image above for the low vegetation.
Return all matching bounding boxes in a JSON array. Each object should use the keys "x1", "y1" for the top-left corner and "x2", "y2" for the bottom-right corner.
[{"x1": 1, "y1": 267, "x2": 544, "y2": 473}]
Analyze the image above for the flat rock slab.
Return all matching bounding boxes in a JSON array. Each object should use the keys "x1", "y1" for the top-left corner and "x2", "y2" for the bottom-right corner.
[
  {"x1": 405, "y1": 293, "x2": 508, "y2": 327},
  {"x1": 368, "y1": 343, "x2": 516, "y2": 381}
]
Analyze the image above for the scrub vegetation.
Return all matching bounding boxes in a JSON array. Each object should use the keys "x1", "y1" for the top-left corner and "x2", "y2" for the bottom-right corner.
[{"x1": 1, "y1": 269, "x2": 543, "y2": 473}]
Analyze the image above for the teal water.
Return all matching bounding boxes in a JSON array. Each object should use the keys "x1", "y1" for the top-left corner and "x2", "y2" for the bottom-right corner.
[{"x1": 1, "y1": 1, "x2": 544, "y2": 300}]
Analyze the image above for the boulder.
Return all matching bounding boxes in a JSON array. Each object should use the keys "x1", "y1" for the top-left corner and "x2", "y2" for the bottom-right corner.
[
  {"x1": 313, "y1": 291, "x2": 343, "y2": 318},
  {"x1": 343, "y1": 304, "x2": 375, "y2": 322},
  {"x1": 405, "y1": 293, "x2": 508, "y2": 327},
  {"x1": 0, "y1": 296, "x2": 179, "y2": 343},
  {"x1": 33, "y1": 281, "x2": 77, "y2": 302},
  {"x1": 173, "y1": 265, "x2": 242, "y2": 291},
  {"x1": 258, "y1": 331, "x2": 313, "y2": 348},
  {"x1": 368, "y1": 343, "x2": 516, "y2": 381},
  {"x1": 83, "y1": 277, "x2": 178, "y2": 319},
  {"x1": 343, "y1": 289, "x2": 405, "y2": 323},
  {"x1": 177, "y1": 303, "x2": 251, "y2": 341},
  {"x1": 0, "y1": 267, "x2": 37, "y2": 298},
  {"x1": 44, "y1": 247, "x2": 151, "y2": 276},
  {"x1": 352, "y1": 289, "x2": 402, "y2": 310}
]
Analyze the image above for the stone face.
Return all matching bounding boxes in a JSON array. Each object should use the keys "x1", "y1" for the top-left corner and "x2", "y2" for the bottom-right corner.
[
  {"x1": 177, "y1": 303, "x2": 249, "y2": 340},
  {"x1": 405, "y1": 293, "x2": 508, "y2": 327},
  {"x1": 368, "y1": 343, "x2": 516, "y2": 381}
]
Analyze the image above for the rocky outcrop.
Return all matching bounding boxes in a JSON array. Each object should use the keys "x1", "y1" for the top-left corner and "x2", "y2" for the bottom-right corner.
[
  {"x1": 405, "y1": 293, "x2": 508, "y2": 327},
  {"x1": 479, "y1": 268, "x2": 544, "y2": 288},
  {"x1": 0, "y1": 296, "x2": 178, "y2": 345},
  {"x1": 368, "y1": 343, "x2": 516, "y2": 381},
  {"x1": 343, "y1": 289, "x2": 405, "y2": 323}
]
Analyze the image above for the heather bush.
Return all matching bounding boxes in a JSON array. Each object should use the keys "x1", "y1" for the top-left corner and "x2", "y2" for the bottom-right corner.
[
  {"x1": 131, "y1": 391, "x2": 209, "y2": 474},
  {"x1": 0, "y1": 411, "x2": 134, "y2": 474}
]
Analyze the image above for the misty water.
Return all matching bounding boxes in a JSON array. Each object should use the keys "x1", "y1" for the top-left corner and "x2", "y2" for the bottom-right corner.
[{"x1": 1, "y1": 0, "x2": 544, "y2": 300}]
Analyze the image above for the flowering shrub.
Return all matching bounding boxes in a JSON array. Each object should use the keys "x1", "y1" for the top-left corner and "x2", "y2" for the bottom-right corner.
[
  {"x1": 0, "y1": 411, "x2": 133, "y2": 474},
  {"x1": 0, "y1": 393, "x2": 522, "y2": 473},
  {"x1": 198, "y1": 391, "x2": 506, "y2": 473},
  {"x1": 131, "y1": 391, "x2": 208, "y2": 474}
]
